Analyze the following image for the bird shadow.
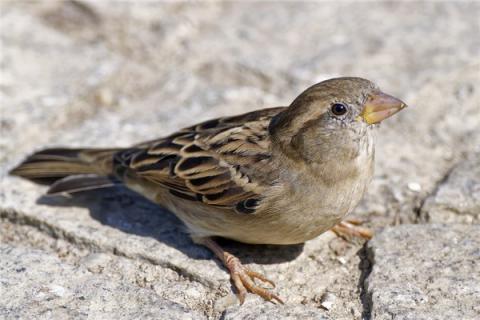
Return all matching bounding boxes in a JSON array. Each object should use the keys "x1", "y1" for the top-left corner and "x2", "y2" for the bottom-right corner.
[{"x1": 36, "y1": 186, "x2": 304, "y2": 265}]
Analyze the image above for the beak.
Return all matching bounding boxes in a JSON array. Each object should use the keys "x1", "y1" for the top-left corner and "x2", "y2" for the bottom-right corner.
[{"x1": 359, "y1": 92, "x2": 407, "y2": 125}]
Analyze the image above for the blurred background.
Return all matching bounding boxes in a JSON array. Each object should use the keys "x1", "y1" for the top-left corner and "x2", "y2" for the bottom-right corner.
[{"x1": 1, "y1": 1, "x2": 479, "y2": 319}]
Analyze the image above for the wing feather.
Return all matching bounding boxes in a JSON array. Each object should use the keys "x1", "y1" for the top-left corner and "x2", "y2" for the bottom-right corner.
[{"x1": 115, "y1": 107, "x2": 285, "y2": 214}]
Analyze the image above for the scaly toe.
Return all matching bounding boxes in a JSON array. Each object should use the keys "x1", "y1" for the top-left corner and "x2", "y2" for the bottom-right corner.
[
  {"x1": 226, "y1": 254, "x2": 283, "y2": 304},
  {"x1": 245, "y1": 269, "x2": 276, "y2": 288},
  {"x1": 231, "y1": 272, "x2": 248, "y2": 305},
  {"x1": 238, "y1": 270, "x2": 284, "y2": 304}
]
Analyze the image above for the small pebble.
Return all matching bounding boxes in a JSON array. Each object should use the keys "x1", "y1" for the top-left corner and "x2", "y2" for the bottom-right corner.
[
  {"x1": 320, "y1": 292, "x2": 336, "y2": 310},
  {"x1": 95, "y1": 88, "x2": 114, "y2": 107},
  {"x1": 48, "y1": 284, "x2": 66, "y2": 297},
  {"x1": 337, "y1": 256, "x2": 347, "y2": 265},
  {"x1": 408, "y1": 182, "x2": 422, "y2": 192}
]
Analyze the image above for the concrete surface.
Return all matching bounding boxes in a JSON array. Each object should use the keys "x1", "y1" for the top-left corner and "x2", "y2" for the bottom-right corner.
[
  {"x1": 421, "y1": 154, "x2": 480, "y2": 224},
  {"x1": 366, "y1": 224, "x2": 480, "y2": 320},
  {"x1": 1, "y1": 1, "x2": 479, "y2": 319}
]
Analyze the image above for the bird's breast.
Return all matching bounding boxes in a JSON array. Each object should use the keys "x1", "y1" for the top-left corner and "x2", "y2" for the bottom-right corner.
[{"x1": 246, "y1": 148, "x2": 374, "y2": 245}]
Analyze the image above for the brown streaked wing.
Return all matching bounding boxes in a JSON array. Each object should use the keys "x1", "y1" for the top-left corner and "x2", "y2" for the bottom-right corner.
[{"x1": 117, "y1": 107, "x2": 285, "y2": 213}]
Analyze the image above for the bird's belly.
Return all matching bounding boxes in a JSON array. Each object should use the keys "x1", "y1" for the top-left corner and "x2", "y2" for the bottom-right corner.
[
  {"x1": 231, "y1": 172, "x2": 372, "y2": 245},
  {"x1": 122, "y1": 166, "x2": 370, "y2": 245},
  {"x1": 237, "y1": 196, "x2": 349, "y2": 244}
]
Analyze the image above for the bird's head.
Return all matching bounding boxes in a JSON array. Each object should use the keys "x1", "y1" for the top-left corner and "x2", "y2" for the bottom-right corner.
[{"x1": 269, "y1": 77, "x2": 407, "y2": 163}]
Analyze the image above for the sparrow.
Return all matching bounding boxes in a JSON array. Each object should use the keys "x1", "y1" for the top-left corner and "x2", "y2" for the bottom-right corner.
[{"x1": 10, "y1": 77, "x2": 407, "y2": 304}]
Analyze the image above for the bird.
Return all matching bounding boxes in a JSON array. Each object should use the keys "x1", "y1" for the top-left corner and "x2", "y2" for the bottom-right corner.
[{"x1": 10, "y1": 77, "x2": 407, "y2": 304}]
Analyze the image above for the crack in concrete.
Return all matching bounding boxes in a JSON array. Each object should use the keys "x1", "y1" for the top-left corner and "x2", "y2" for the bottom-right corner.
[
  {"x1": 414, "y1": 161, "x2": 460, "y2": 223},
  {"x1": 357, "y1": 242, "x2": 374, "y2": 320},
  {"x1": 0, "y1": 208, "x2": 216, "y2": 289},
  {"x1": 357, "y1": 157, "x2": 469, "y2": 320}
]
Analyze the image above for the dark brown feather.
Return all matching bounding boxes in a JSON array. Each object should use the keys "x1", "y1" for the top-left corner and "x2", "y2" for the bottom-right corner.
[{"x1": 10, "y1": 148, "x2": 120, "y2": 179}]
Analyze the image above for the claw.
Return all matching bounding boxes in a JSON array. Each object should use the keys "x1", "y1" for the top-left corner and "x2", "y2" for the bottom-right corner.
[
  {"x1": 236, "y1": 266, "x2": 284, "y2": 304},
  {"x1": 343, "y1": 218, "x2": 362, "y2": 225},
  {"x1": 231, "y1": 271, "x2": 247, "y2": 305}
]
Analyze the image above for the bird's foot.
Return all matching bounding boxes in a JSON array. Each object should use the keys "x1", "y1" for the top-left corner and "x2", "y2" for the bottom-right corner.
[
  {"x1": 224, "y1": 252, "x2": 284, "y2": 305},
  {"x1": 195, "y1": 237, "x2": 284, "y2": 305},
  {"x1": 331, "y1": 219, "x2": 373, "y2": 240}
]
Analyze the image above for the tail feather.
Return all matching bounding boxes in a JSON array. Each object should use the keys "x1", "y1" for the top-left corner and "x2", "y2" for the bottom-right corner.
[
  {"x1": 10, "y1": 161, "x2": 97, "y2": 178},
  {"x1": 47, "y1": 174, "x2": 119, "y2": 195},
  {"x1": 10, "y1": 147, "x2": 123, "y2": 194}
]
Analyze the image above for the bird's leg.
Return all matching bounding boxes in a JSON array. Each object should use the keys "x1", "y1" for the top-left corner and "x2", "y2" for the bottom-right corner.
[
  {"x1": 330, "y1": 219, "x2": 373, "y2": 240},
  {"x1": 194, "y1": 237, "x2": 284, "y2": 305}
]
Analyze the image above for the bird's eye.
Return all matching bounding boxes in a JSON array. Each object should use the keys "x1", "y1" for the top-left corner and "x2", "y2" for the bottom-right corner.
[{"x1": 331, "y1": 103, "x2": 348, "y2": 116}]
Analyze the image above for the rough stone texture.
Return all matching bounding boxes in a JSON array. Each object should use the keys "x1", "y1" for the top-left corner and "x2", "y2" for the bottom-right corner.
[
  {"x1": 0, "y1": 244, "x2": 203, "y2": 320},
  {"x1": 421, "y1": 153, "x2": 480, "y2": 224},
  {"x1": 223, "y1": 303, "x2": 330, "y2": 320},
  {"x1": 1, "y1": 1, "x2": 479, "y2": 319},
  {"x1": 366, "y1": 225, "x2": 480, "y2": 320}
]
